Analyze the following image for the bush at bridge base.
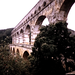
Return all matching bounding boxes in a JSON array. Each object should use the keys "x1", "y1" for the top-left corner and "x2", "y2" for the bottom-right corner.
[
  {"x1": 0, "y1": 45, "x2": 31, "y2": 75},
  {"x1": 28, "y1": 21, "x2": 75, "y2": 75}
]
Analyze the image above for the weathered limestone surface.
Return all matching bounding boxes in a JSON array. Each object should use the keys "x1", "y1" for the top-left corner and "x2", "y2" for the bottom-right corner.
[{"x1": 10, "y1": 0, "x2": 75, "y2": 58}]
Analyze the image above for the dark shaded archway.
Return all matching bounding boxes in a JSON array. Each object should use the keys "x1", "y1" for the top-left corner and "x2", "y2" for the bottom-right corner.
[
  {"x1": 60, "y1": 0, "x2": 75, "y2": 18},
  {"x1": 13, "y1": 48, "x2": 15, "y2": 54},
  {"x1": 17, "y1": 49, "x2": 19, "y2": 55},
  {"x1": 60, "y1": 0, "x2": 75, "y2": 30},
  {"x1": 23, "y1": 51, "x2": 29, "y2": 60},
  {"x1": 35, "y1": 15, "x2": 46, "y2": 25},
  {"x1": 33, "y1": 15, "x2": 49, "y2": 41},
  {"x1": 25, "y1": 25, "x2": 30, "y2": 33},
  {"x1": 20, "y1": 29, "x2": 23, "y2": 33}
]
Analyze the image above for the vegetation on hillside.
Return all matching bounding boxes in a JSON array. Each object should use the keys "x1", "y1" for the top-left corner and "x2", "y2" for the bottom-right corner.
[{"x1": 0, "y1": 28, "x2": 13, "y2": 46}]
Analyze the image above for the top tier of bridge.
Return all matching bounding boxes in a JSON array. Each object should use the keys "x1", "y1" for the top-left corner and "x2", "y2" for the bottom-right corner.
[
  {"x1": 12, "y1": 0, "x2": 75, "y2": 34},
  {"x1": 12, "y1": 0, "x2": 54, "y2": 33}
]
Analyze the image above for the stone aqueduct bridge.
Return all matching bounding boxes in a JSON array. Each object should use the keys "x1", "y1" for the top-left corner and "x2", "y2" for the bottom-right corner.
[{"x1": 10, "y1": 0, "x2": 75, "y2": 59}]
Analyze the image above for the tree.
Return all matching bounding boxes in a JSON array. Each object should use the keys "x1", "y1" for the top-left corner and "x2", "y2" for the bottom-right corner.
[
  {"x1": 29, "y1": 21, "x2": 75, "y2": 75},
  {"x1": 0, "y1": 45, "x2": 28, "y2": 75}
]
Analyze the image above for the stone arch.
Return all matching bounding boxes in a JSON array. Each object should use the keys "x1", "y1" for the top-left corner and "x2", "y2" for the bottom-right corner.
[
  {"x1": 28, "y1": 17, "x2": 30, "y2": 20},
  {"x1": 59, "y1": 0, "x2": 75, "y2": 20},
  {"x1": 32, "y1": 15, "x2": 49, "y2": 44},
  {"x1": 23, "y1": 51, "x2": 29, "y2": 60},
  {"x1": 17, "y1": 49, "x2": 19, "y2": 55},
  {"x1": 35, "y1": 15, "x2": 49, "y2": 29},
  {"x1": 25, "y1": 25, "x2": 31, "y2": 44},
  {"x1": 25, "y1": 25, "x2": 30, "y2": 33},
  {"x1": 31, "y1": 14, "x2": 33, "y2": 17},
  {"x1": 38, "y1": 6, "x2": 41, "y2": 11},
  {"x1": 20, "y1": 29, "x2": 23, "y2": 33},
  {"x1": 43, "y1": 1, "x2": 46, "y2": 7},
  {"x1": 17, "y1": 32, "x2": 19, "y2": 35},
  {"x1": 34, "y1": 10, "x2": 37, "y2": 14},
  {"x1": 19, "y1": 29, "x2": 24, "y2": 44},
  {"x1": 13, "y1": 48, "x2": 15, "y2": 54},
  {"x1": 35, "y1": 15, "x2": 46, "y2": 25}
]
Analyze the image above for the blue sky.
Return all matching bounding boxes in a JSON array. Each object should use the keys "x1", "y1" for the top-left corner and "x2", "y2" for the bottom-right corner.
[{"x1": 0, "y1": 0, "x2": 75, "y2": 30}]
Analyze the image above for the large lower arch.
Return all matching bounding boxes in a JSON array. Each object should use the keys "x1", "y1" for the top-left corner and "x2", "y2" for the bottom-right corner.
[
  {"x1": 23, "y1": 51, "x2": 29, "y2": 60},
  {"x1": 32, "y1": 15, "x2": 49, "y2": 44},
  {"x1": 35, "y1": 15, "x2": 46, "y2": 25},
  {"x1": 34, "y1": 15, "x2": 49, "y2": 32},
  {"x1": 59, "y1": 0, "x2": 75, "y2": 20}
]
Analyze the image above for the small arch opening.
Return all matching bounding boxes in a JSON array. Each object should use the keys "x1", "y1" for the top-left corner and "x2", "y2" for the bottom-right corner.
[
  {"x1": 38, "y1": 6, "x2": 41, "y2": 11},
  {"x1": 28, "y1": 17, "x2": 30, "y2": 19},
  {"x1": 43, "y1": 1, "x2": 46, "y2": 7},
  {"x1": 20, "y1": 29, "x2": 23, "y2": 33},
  {"x1": 31, "y1": 14, "x2": 33, "y2": 17},
  {"x1": 23, "y1": 51, "x2": 29, "y2": 60},
  {"x1": 34, "y1": 10, "x2": 36, "y2": 14},
  {"x1": 17, "y1": 49, "x2": 19, "y2": 55},
  {"x1": 13, "y1": 48, "x2": 15, "y2": 54},
  {"x1": 25, "y1": 25, "x2": 30, "y2": 33},
  {"x1": 17, "y1": 32, "x2": 19, "y2": 35},
  {"x1": 26, "y1": 19, "x2": 27, "y2": 22}
]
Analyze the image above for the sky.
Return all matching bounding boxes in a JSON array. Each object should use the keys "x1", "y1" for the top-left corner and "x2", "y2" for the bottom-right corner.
[
  {"x1": 67, "y1": 3, "x2": 75, "y2": 31},
  {"x1": 0, "y1": 0, "x2": 75, "y2": 30},
  {"x1": 0, "y1": 0, "x2": 39, "y2": 30}
]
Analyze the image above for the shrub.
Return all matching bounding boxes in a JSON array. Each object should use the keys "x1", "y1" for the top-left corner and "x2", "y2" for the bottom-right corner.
[{"x1": 29, "y1": 21, "x2": 75, "y2": 75}]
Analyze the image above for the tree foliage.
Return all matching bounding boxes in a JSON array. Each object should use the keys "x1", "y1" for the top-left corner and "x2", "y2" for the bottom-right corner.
[
  {"x1": 29, "y1": 21, "x2": 75, "y2": 75},
  {"x1": 0, "y1": 45, "x2": 31, "y2": 75},
  {"x1": 0, "y1": 28, "x2": 13, "y2": 45}
]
